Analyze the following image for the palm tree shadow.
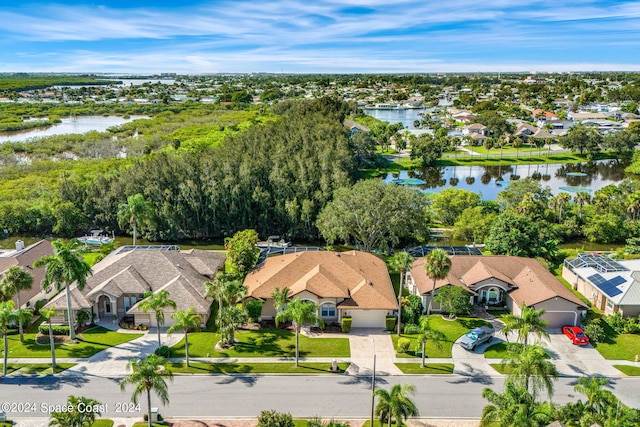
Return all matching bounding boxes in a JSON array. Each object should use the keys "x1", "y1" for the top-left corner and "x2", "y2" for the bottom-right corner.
[
  {"x1": 0, "y1": 373, "x2": 90, "y2": 390},
  {"x1": 215, "y1": 374, "x2": 259, "y2": 387},
  {"x1": 448, "y1": 363, "x2": 494, "y2": 385}
]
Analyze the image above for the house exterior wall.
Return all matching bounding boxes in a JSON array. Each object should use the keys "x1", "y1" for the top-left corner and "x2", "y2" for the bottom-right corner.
[
  {"x1": 620, "y1": 306, "x2": 640, "y2": 318},
  {"x1": 563, "y1": 266, "x2": 612, "y2": 315}
]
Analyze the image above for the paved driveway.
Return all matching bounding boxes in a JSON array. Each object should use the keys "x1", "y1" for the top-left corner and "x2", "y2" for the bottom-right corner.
[{"x1": 346, "y1": 328, "x2": 402, "y2": 376}]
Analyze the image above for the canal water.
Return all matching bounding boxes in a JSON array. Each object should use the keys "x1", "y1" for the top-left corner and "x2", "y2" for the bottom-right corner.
[
  {"x1": 0, "y1": 115, "x2": 149, "y2": 143},
  {"x1": 383, "y1": 160, "x2": 627, "y2": 199}
]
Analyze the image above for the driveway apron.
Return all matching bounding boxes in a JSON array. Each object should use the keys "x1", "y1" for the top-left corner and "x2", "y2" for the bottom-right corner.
[{"x1": 346, "y1": 328, "x2": 402, "y2": 376}]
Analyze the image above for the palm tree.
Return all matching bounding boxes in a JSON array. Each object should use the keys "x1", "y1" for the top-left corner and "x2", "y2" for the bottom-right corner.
[
  {"x1": 556, "y1": 192, "x2": 571, "y2": 222},
  {"x1": 218, "y1": 305, "x2": 248, "y2": 346},
  {"x1": 574, "y1": 376, "x2": 616, "y2": 417},
  {"x1": 626, "y1": 192, "x2": 640, "y2": 221},
  {"x1": 424, "y1": 249, "x2": 451, "y2": 316},
  {"x1": 271, "y1": 286, "x2": 290, "y2": 314},
  {"x1": 275, "y1": 298, "x2": 324, "y2": 366},
  {"x1": 501, "y1": 344, "x2": 558, "y2": 399},
  {"x1": 167, "y1": 308, "x2": 201, "y2": 367},
  {"x1": 205, "y1": 271, "x2": 237, "y2": 325},
  {"x1": 416, "y1": 316, "x2": 446, "y2": 368},
  {"x1": 480, "y1": 382, "x2": 550, "y2": 427},
  {"x1": 120, "y1": 354, "x2": 174, "y2": 427},
  {"x1": 374, "y1": 383, "x2": 419, "y2": 427},
  {"x1": 40, "y1": 307, "x2": 57, "y2": 374},
  {"x1": 502, "y1": 303, "x2": 549, "y2": 347},
  {"x1": 388, "y1": 251, "x2": 414, "y2": 336},
  {"x1": 117, "y1": 193, "x2": 154, "y2": 245},
  {"x1": 573, "y1": 191, "x2": 591, "y2": 218},
  {"x1": 0, "y1": 300, "x2": 16, "y2": 377},
  {"x1": 512, "y1": 136, "x2": 523, "y2": 159},
  {"x1": 139, "y1": 290, "x2": 176, "y2": 347},
  {"x1": 49, "y1": 395, "x2": 102, "y2": 427},
  {"x1": 0, "y1": 265, "x2": 33, "y2": 342},
  {"x1": 34, "y1": 239, "x2": 92, "y2": 341}
]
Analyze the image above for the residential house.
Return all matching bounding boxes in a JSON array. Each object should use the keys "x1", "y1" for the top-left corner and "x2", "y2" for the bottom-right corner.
[
  {"x1": 563, "y1": 254, "x2": 640, "y2": 317},
  {"x1": 0, "y1": 240, "x2": 56, "y2": 308},
  {"x1": 44, "y1": 247, "x2": 226, "y2": 328},
  {"x1": 244, "y1": 250, "x2": 398, "y2": 328},
  {"x1": 462, "y1": 123, "x2": 488, "y2": 137},
  {"x1": 407, "y1": 256, "x2": 587, "y2": 327},
  {"x1": 343, "y1": 120, "x2": 370, "y2": 134}
]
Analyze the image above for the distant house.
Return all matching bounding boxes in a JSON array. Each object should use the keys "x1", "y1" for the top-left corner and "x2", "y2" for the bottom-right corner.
[
  {"x1": 0, "y1": 240, "x2": 56, "y2": 308},
  {"x1": 531, "y1": 109, "x2": 557, "y2": 119},
  {"x1": 44, "y1": 247, "x2": 226, "y2": 328},
  {"x1": 343, "y1": 120, "x2": 370, "y2": 134},
  {"x1": 244, "y1": 250, "x2": 398, "y2": 328},
  {"x1": 568, "y1": 111, "x2": 608, "y2": 122},
  {"x1": 462, "y1": 123, "x2": 489, "y2": 142},
  {"x1": 514, "y1": 123, "x2": 538, "y2": 138},
  {"x1": 563, "y1": 254, "x2": 640, "y2": 317},
  {"x1": 407, "y1": 256, "x2": 587, "y2": 327}
]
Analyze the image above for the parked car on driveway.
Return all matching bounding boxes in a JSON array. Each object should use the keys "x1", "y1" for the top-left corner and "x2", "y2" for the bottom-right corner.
[
  {"x1": 459, "y1": 327, "x2": 494, "y2": 350},
  {"x1": 562, "y1": 325, "x2": 589, "y2": 345}
]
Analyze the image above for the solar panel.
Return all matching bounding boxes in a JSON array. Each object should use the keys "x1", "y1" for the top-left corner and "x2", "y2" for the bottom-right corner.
[
  {"x1": 600, "y1": 281, "x2": 622, "y2": 297},
  {"x1": 588, "y1": 274, "x2": 606, "y2": 286},
  {"x1": 608, "y1": 276, "x2": 626, "y2": 286}
]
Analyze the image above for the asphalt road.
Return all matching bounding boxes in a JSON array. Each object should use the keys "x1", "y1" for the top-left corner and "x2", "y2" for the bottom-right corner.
[{"x1": 2, "y1": 374, "x2": 639, "y2": 419}]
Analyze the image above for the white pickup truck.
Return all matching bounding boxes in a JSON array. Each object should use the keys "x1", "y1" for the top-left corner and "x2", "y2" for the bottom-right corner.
[{"x1": 459, "y1": 327, "x2": 494, "y2": 351}]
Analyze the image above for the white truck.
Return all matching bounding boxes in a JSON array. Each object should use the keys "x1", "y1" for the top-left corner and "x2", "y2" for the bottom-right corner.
[{"x1": 459, "y1": 327, "x2": 494, "y2": 351}]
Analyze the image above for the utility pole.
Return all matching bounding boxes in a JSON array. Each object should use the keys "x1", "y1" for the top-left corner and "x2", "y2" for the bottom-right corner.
[{"x1": 370, "y1": 338, "x2": 376, "y2": 427}]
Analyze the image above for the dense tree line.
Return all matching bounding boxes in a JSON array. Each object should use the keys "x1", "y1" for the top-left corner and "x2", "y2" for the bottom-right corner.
[{"x1": 0, "y1": 98, "x2": 357, "y2": 241}]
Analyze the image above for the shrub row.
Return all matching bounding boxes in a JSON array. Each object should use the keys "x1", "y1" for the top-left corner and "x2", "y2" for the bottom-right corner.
[
  {"x1": 385, "y1": 316, "x2": 396, "y2": 331},
  {"x1": 38, "y1": 324, "x2": 70, "y2": 335},
  {"x1": 341, "y1": 317, "x2": 352, "y2": 333}
]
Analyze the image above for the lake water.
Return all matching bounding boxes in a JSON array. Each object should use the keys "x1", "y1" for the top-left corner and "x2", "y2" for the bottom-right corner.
[
  {"x1": 383, "y1": 160, "x2": 627, "y2": 199},
  {"x1": 363, "y1": 108, "x2": 427, "y2": 129},
  {"x1": 0, "y1": 115, "x2": 149, "y2": 143}
]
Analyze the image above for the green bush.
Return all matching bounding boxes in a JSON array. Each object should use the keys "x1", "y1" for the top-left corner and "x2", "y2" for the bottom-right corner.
[
  {"x1": 154, "y1": 345, "x2": 171, "y2": 358},
  {"x1": 256, "y1": 410, "x2": 294, "y2": 427},
  {"x1": 385, "y1": 316, "x2": 396, "y2": 331},
  {"x1": 397, "y1": 338, "x2": 411, "y2": 354},
  {"x1": 246, "y1": 300, "x2": 263, "y2": 323},
  {"x1": 341, "y1": 317, "x2": 352, "y2": 333},
  {"x1": 584, "y1": 320, "x2": 606, "y2": 343},
  {"x1": 38, "y1": 324, "x2": 70, "y2": 335},
  {"x1": 403, "y1": 324, "x2": 420, "y2": 334},
  {"x1": 34, "y1": 298, "x2": 48, "y2": 315}
]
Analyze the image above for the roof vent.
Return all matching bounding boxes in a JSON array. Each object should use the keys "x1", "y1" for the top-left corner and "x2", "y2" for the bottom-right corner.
[
  {"x1": 335, "y1": 253, "x2": 340, "y2": 257},
  {"x1": 176, "y1": 263, "x2": 182, "y2": 269},
  {"x1": 368, "y1": 280, "x2": 373, "y2": 286},
  {"x1": 15, "y1": 240, "x2": 25, "y2": 251}
]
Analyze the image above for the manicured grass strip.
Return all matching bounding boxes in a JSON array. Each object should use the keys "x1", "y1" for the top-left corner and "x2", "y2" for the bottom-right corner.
[
  {"x1": 594, "y1": 334, "x2": 640, "y2": 361},
  {"x1": 489, "y1": 364, "x2": 515, "y2": 374},
  {"x1": 92, "y1": 420, "x2": 115, "y2": 427},
  {"x1": 391, "y1": 316, "x2": 490, "y2": 358},
  {"x1": 168, "y1": 362, "x2": 349, "y2": 374},
  {"x1": 1, "y1": 422, "x2": 13, "y2": 427},
  {"x1": 614, "y1": 365, "x2": 640, "y2": 376},
  {"x1": 483, "y1": 342, "x2": 533, "y2": 359},
  {"x1": 5, "y1": 326, "x2": 142, "y2": 358},
  {"x1": 171, "y1": 328, "x2": 350, "y2": 358},
  {"x1": 395, "y1": 363, "x2": 454, "y2": 374},
  {"x1": 0, "y1": 363, "x2": 76, "y2": 375}
]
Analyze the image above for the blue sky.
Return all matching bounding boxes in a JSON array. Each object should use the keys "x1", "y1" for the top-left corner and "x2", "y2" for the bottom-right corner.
[{"x1": 1, "y1": 1, "x2": 640, "y2": 73}]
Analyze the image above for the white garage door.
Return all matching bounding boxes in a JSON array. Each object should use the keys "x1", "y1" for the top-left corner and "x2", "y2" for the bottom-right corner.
[{"x1": 349, "y1": 310, "x2": 387, "y2": 328}]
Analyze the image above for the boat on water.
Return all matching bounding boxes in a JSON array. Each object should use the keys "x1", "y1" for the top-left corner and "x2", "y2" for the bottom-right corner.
[
  {"x1": 77, "y1": 230, "x2": 114, "y2": 245},
  {"x1": 257, "y1": 235, "x2": 291, "y2": 249}
]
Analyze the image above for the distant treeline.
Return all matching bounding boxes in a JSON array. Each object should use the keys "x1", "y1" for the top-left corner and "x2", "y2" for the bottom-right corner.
[{"x1": 0, "y1": 75, "x2": 115, "y2": 92}]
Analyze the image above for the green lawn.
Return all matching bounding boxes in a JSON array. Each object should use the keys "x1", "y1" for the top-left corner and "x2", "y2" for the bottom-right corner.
[
  {"x1": 168, "y1": 361, "x2": 349, "y2": 374},
  {"x1": 484, "y1": 342, "x2": 517, "y2": 358},
  {"x1": 468, "y1": 144, "x2": 539, "y2": 155},
  {"x1": 4, "y1": 326, "x2": 142, "y2": 358},
  {"x1": 614, "y1": 365, "x2": 640, "y2": 376},
  {"x1": 0, "y1": 363, "x2": 75, "y2": 375},
  {"x1": 391, "y1": 316, "x2": 490, "y2": 358},
  {"x1": 594, "y1": 333, "x2": 640, "y2": 361},
  {"x1": 489, "y1": 364, "x2": 514, "y2": 374},
  {"x1": 394, "y1": 363, "x2": 454, "y2": 374},
  {"x1": 91, "y1": 420, "x2": 115, "y2": 427},
  {"x1": 171, "y1": 328, "x2": 350, "y2": 358}
]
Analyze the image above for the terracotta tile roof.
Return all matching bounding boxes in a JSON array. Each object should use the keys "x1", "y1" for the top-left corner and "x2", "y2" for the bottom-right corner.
[
  {"x1": 0, "y1": 240, "x2": 54, "y2": 306},
  {"x1": 45, "y1": 248, "x2": 226, "y2": 315},
  {"x1": 410, "y1": 256, "x2": 585, "y2": 307},
  {"x1": 244, "y1": 251, "x2": 397, "y2": 310}
]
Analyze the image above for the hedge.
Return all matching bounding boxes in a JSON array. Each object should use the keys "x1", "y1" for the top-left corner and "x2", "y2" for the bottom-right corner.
[
  {"x1": 39, "y1": 324, "x2": 70, "y2": 335},
  {"x1": 386, "y1": 316, "x2": 396, "y2": 331},
  {"x1": 341, "y1": 317, "x2": 352, "y2": 333}
]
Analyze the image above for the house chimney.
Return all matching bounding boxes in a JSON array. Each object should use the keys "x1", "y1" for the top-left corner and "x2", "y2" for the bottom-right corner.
[{"x1": 15, "y1": 240, "x2": 25, "y2": 251}]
